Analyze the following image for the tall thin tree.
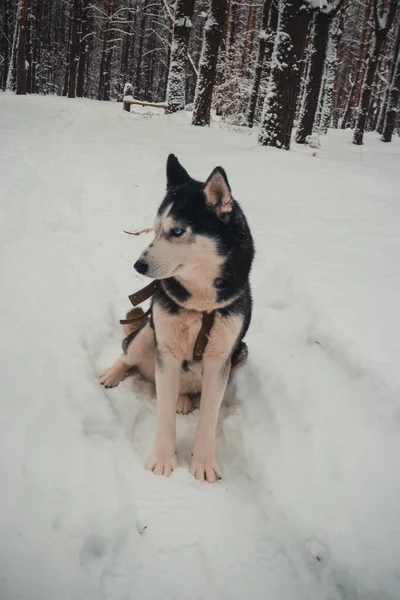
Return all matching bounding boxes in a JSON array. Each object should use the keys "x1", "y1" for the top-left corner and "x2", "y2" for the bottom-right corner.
[
  {"x1": 5, "y1": 2, "x2": 18, "y2": 91},
  {"x1": 166, "y1": 0, "x2": 196, "y2": 113},
  {"x1": 16, "y1": 0, "x2": 29, "y2": 95},
  {"x1": 377, "y1": 23, "x2": 400, "y2": 133},
  {"x1": 353, "y1": 0, "x2": 399, "y2": 145},
  {"x1": 259, "y1": 0, "x2": 312, "y2": 149},
  {"x1": 296, "y1": 1, "x2": 343, "y2": 143},
  {"x1": 67, "y1": 0, "x2": 80, "y2": 98},
  {"x1": 97, "y1": 0, "x2": 117, "y2": 101},
  {"x1": 246, "y1": 0, "x2": 277, "y2": 128},
  {"x1": 381, "y1": 25, "x2": 400, "y2": 142},
  {"x1": 315, "y1": 10, "x2": 343, "y2": 134},
  {"x1": 76, "y1": 0, "x2": 90, "y2": 98},
  {"x1": 192, "y1": 0, "x2": 228, "y2": 126}
]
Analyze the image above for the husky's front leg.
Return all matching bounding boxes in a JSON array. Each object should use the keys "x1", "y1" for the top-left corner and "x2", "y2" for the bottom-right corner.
[
  {"x1": 146, "y1": 350, "x2": 181, "y2": 476},
  {"x1": 190, "y1": 358, "x2": 230, "y2": 483}
]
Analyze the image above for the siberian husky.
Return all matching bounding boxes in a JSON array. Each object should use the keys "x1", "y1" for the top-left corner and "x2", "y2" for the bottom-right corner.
[{"x1": 100, "y1": 155, "x2": 254, "y2": 482}]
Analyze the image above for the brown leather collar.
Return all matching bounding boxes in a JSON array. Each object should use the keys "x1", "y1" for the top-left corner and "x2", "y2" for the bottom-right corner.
[
  {"x1": 120, "y1": 280, "x2": 215, "y2": 362},
  {"x1": 128, "y1": 280, "x2": 160, "y2": 306}
]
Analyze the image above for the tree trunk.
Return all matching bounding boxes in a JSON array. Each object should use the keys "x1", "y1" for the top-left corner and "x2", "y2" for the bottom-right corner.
[
  {"x1": 381, "y1": 35, "x2": 400, "y2": 142},
  {"x1": 241, "y1": 4, "x2": 256, "y2": 73},
  {"x1": 1, "y1": 0, "x2": 10, "y2": 90},
  {"x1": 166, "y1": 0, "x2": 195, "y2": 112},
  {"x1": 63, "y1": 6, "x2": 72, "y2": 97},
  {"x1": 377, "y1": 25, "x2": 400, "y2": 133},
  {"x1": 317, "y1": 12, "x2": 342, "y2": 134},
  {"x1": 340, "y1": 0, "x2": 373, "y2": 129},
  {"x1": 97, "y1": 28, "x2": 108, "y2": 100},
  {"x1": 192, "y1": 0, "x2": 228, "y2": 127},
  {"x1": 353, "y1": 34, "x2": 386, "y2": 144},
  {"x1": 228, "y1": 1, "x2": 239, "y2": 57},
  {"x1": 16, "y1": 0, "x2": 29, "y2": 95},
  {"x1": 220, "y1": 0, "x2": 231, "y2": 54},
  {"x1": 97, "y1": 0, "x2": 116, "y2": 101},
  {"x1": 120, "y1": 0, "x2": 134, "y2": 95},
  {"x1": 366, "y1": 53, "x2": 386, "y2": 131},
  {"x1": 76, "y1": 0, "x2": 89, "y2": 98},
  {"x1": 246, "y1": 0, "x2": 276, "y2": 128},
  {"x1": 135, "y1": 0, "x2": 149, "y2": 99},
  {"x1": 296, "y1": 11, "x2": 330, "y2": 143},
  {"x1": 353, "y1": 0, "x2": 398, "y2": 145},
  {"x1": 103, "y1": 40, "x2": 113, "y2": 101},
  {"x1": 144, "y1": 5, "x2": 159, "y2": 101},
  {"x1": 67, "y1": 0, "x2": 79, "y2": 98},
  {"x1": 26, "y1": 0, "x2": 33, "y2": 93},
  {"x1": 31, "y1": 0, "x2": 42, "y2": 94},
  {"x1": 259, "y1": 0, "x2": 312, "y2": 150},
  {"x1": 6, "y1": 5, "x2": 18, "y2": 91}
]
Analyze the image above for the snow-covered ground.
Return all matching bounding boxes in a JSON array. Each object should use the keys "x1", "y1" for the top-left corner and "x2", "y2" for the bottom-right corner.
[{"x1": 1, "y1": 94, "x2": 400, "y2": 600}]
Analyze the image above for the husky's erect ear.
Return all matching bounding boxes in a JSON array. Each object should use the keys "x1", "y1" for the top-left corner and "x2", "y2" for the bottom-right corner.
[
  {"x1": 166, "y1": 154, "x2": 191, "y2": 189},
  {"x1": 204, "y1": 167, "x2": 233, "y2": 217}
]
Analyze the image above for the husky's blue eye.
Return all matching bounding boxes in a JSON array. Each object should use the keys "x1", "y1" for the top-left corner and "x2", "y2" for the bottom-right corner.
[{"x1": 170, "y1": 227, "x2": 185, "y2": 237}]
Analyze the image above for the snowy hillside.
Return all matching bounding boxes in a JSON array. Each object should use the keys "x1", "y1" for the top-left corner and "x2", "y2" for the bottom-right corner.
[{"x1": 1, "y1": 94, "x2": 400, "y2": 600}]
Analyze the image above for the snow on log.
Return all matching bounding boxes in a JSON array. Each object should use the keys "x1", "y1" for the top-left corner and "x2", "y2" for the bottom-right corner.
[{"x1": 122, "y1": 96, "x2": 168, "y2": 113}]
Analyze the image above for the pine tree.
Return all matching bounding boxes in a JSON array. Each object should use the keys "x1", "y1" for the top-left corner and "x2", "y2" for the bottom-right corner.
[
  {"x1": 246, "y1": 0, "x2": 277, "y2": 128},
  {"x1": 16, "y1": 0, "x2": 29, "y2": 95},
  {"x1": 67, "y1": 0, "x2": 80, "y2": 98},
  {"x1": 353, "y1": 0, "x2": 399, "y2": 145},
  {"x1": 377, "y1": 23, "x2": 400, "y2": 134},
  {"x1": 97, "y1": 0, "x2": 117, "y2": 101},
  {"x1": 259, "y1": 0, "x2": 312, "y2": 149},
  {"x1": 315, "y1": 11, "x2": 342, "y2": 134},
  {"x1": 5, "y1": 3, "x2": 18, "y2": 92},
  {"x1": 166, "y1": 0, "x2": 196, "y2": 113},
  {"x1": 296, "y1": 1, "x2": 344, "y2": 143},
  {"x1": 381, "y1": 24, "x2": 400, "y2": 142},
  {"x1": 76, "y1": 0, "x2": 90, "y2": 98},
  {"x1": 192, "y1": 0, "x2": 228, "y2": 126}
]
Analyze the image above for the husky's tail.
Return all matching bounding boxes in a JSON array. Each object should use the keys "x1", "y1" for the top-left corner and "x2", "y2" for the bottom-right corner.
[
  {"x1": 121, "y1": 308, "x2": 149, "y2": 354},
  {"x1": 230, "y1": 341, "x2": 248, "y2": 374}
]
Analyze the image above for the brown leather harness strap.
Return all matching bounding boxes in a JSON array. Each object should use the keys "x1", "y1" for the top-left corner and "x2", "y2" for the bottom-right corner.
[
  {"x1": 120, "y1": 280, "x2": 215, "y2": 362},
  {"x1": 192, "y1": 310, "x2": 216, "y2": 362},
  {"x1": 120, "y1": 306, "x2": 152, "y2": 326},
  {"x1": 128, "y1": 280, "x2": 160, "y2": 307}
]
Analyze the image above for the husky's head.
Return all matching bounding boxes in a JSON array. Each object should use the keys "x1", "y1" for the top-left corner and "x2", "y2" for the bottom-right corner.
[{"x1": 134, "y1": 155, "x2": 235, "y2": 280}]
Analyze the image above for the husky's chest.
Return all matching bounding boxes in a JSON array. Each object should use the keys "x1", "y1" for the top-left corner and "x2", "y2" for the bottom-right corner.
[{"x1": 153, "y1": 304, "x2": 243, "y2": 363}]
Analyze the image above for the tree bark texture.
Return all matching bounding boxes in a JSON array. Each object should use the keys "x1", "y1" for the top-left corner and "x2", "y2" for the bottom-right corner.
[
  {"x1": 353, "y1": 0, "x2": 399, "y2": 145},
  {"x1": 246, "y1": 0, "x2": 277, "y2": 128},
  {"x1": 76, "y1": 0, "x2": 89, "y2": 97},
  {"x1": 296, "y1": 11, "x2": 330, "y2": 143},
  {"x1": 259, "y1": 0, "x2": 312, "y2": 150},
  {"x1": 192, "y1": 0, "x2": 228, "y2": 127},
  {"x1": 1, "y1": 0, "x2": 10, "y2": 89},
  {"x1": 317, "y1": 12, "x2": 342, "y2": 134},
  {"x1": 381, "y1": 29, "x2": 400, "y2": 142},
  {"x1": 377, "y1": 24, "x2": 400, "y2": 133},
  {"x1": 97, "y1": 0, "x2": 117, "y2": 101},
  {"x1": 67, "y1": 0, "x2": 79, "y2": 98},
  {"x1": 135, "y1": 0, "x2": 148, "y2": 99},
  {"x1": 16, "y1": 0, "x2": 29, "y2": 95},
  {"x1": 166, "y1": 0, "x2": 195, "y2": 113}
]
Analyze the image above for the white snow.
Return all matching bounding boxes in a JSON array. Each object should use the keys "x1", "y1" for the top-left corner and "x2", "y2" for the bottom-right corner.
[{"x1": 1, "y1": 94, "x2": 400, "y2": 600}]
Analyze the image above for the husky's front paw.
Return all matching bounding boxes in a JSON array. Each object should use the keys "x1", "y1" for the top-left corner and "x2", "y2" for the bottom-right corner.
[
  {"x1": 190, "y1": 446, "x2": 221, "y2": 483},
  {"x1": 99, "y1": 358, "x2": 128, "y2": 388},
  {"x1": 176, "y1": 394, "x2": 194, "y2": 415},
  {"x1": 146, "y1": 446, "x2": 178, "y2": 477}
]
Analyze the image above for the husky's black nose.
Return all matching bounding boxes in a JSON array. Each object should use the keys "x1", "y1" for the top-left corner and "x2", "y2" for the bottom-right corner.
[{"x1": 134, "y1": 259, "x2": 149, "y2": 275}]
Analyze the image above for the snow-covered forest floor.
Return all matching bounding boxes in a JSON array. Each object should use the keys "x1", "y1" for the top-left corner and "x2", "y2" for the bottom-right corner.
[{"x1": 1, "y1": 94, "x2": 400, "y2": 600}]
